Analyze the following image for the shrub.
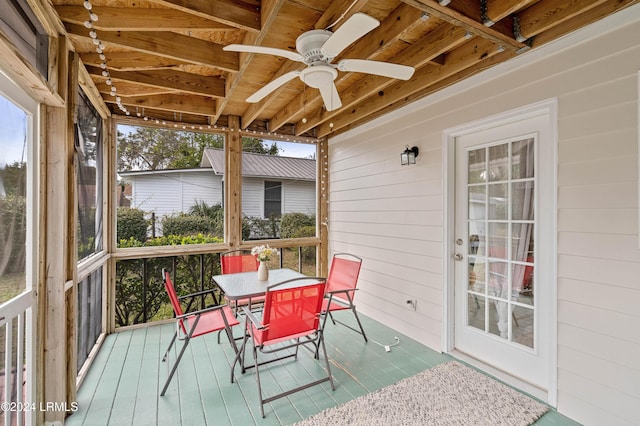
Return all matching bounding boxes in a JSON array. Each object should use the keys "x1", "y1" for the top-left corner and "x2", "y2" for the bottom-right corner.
[
  {"x1": 161, "y1": 213, "x2": 216, "y2": 236},
  {"x1": 117, "y1": 208, "x2": 148, "y2": 244},
  {"x1": 280, "y1": 212, "x2": 315, "y2": 239}
]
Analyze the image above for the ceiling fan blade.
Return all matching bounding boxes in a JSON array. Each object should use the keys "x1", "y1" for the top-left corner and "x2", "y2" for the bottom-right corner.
[
  {"x1": 246, "y1": 71, "x2": 301, "y2": 103},
  {"x1": 318, "y1": 82, "x2": 342, "y2": 111},
  {"x1": 223, "y1": 44, "x2": 304, "y2": 62},
  {"x1": 337, "y1": 59, "x2": 415, "y2": 80},
  {"x1": 321, "y1": 13, "x2": 380, "y2": 59}
]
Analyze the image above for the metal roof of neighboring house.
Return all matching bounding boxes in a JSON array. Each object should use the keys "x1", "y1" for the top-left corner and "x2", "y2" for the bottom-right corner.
[
  {"x1": 118, "y1": 167, "x2": 208, "y2": 177},
  {"x1": 201, "y1": 148, "x2": 315, "y2": 181}
]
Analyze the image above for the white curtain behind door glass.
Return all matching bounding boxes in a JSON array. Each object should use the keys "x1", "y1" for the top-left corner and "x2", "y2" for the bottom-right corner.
[{"x1": 494, "y1": 138, "x2": 534, "y2": 339}]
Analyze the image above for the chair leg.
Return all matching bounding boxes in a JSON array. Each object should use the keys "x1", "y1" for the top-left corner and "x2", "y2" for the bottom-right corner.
[
  {"x1": 252, "y1": 344, "x2": 266, "y2": 418},
  {"x1": 351, "y1": 308, "x2": 368, "y2": 343},
  {"x1": 162, "y1": 330, "x2": 179, "y2": 362},
  {"x1": 318, "y1": 332, "x2": 335, "y2": 391},
  {"x1": 231, "y1": 331, "x2": 249, "y2": 383},
  {"x1": 160, "y1": 336, "x2": 191, "y2": 396}
]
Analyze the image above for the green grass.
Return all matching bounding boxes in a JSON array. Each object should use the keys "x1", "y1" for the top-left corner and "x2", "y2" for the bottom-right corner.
[{"x1": 0, "y1": 272, "x2": 25, "y2": 304}]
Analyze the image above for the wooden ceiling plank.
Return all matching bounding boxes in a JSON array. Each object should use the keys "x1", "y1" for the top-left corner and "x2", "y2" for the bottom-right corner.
[
  {"x1": 65, "y1": 23, "x2": 239, "y2": 72},
  {"x1": 484, "y1": 0, "x2": 538, "y2": 25},
  {"x1": 267, "y1": 3, "x2": 425, "y2": 131},
  {"x1": 149, "y1": 0, "x2": 260, "y2": 32},
  {"x1": 80, "y1": 52, "x2": 189, "y2": 71},
  {"x1": 94, "y1": 81, "x2": 176, "y2": 97},
  {"x1": 85, "y1": 65, "x2": 225, "y2": 98},
  {"x1": 213, "y1": 0, "x2": 287, "y2": 125},
  {"x1": 517, "y1": 0, "x2": 608, "y2": 39},
  {"x1": 295, "y1": 24, "x2": 470, "y2": 135},
  {"x1": 316, "y1": 40, "x2": 511, "y2": 137},
  {"x1": 531, "y1": 0, "x2": 640, "y2": 46},
  {"x1": 401, "y1": 0, "x2": 525, "y2": 50},
  {"x1": 107, "y1": 93, "x2": 216, "y2": 116},
  {"x1": 55, "y1": 6, "x2": 234, "y2": 31}
]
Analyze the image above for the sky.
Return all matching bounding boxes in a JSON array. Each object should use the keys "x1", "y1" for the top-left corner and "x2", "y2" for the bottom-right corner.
[
  {"x1": 0, "y1": 95, "x2": 28, "y2": 167},
  {"x1": 118, "y1": 124, "x2": 316, "y2": 159}
]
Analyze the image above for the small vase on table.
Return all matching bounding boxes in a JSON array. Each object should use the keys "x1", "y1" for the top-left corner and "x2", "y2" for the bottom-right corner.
[{"x1": 258, "y1": 261, "x2": 268, "y2": 281}]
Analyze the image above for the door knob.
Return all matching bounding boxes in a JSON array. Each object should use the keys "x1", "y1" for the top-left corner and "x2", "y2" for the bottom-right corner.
[{"x1": 453, "y1": 253, "x2": 463, "y2": 261}]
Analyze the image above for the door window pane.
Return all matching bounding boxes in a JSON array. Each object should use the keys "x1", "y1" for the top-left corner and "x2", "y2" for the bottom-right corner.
[{"x1": 466, "y1": 138, "x2": 536, "y2": 346}]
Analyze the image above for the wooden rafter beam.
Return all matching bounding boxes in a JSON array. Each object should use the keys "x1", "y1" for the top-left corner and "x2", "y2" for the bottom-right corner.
[
  {"x1": 212, "y1": 0, "x2": 287, "y2": 124},
  {"x1": 65, "y1": 23, "x2": 239, "y2": 72},
  {"x1": 149, "y1": 0, "x2": 260, "y2": 32},
  {"x1": 85, "y1": 65, "x2": 225, "y2": 98},
  {"x1": 296, "y1": 24, "x2": 470, "y2": 135},
  {"x1": 105, "y1": 93, "x2": 216, "y2": 116},
  {"x1": 79, "y1": 52, "x2": 189, "y2": 71},
  {"x1": 266, "y1": 2, "x2": 426, "y2": 132},
  {"x1": 401, "y1": 0, "x2": 525, "y2": 50},
  {"x1": 316, "y1": 39, "x2": 512, "y2": 137},
  {"x1": 55, "y1": 6, "x2": 234, "y2": 31}
]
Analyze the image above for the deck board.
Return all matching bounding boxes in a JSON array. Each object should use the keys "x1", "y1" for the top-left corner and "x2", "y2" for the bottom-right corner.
[{"x1": 66, "y1": 313, "x2": 577, "y2": 425}]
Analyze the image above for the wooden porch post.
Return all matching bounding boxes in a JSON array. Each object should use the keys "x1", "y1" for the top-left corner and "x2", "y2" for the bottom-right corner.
[
  {"x1": 318, "y1": 138, "x2": 329, "y2": 277},
  {"x1": 37, "y1": 38, "x2": 76, "y2": 425},
  {"x1": 225, "y1": 115, "x2": 242, "y2": 247}
]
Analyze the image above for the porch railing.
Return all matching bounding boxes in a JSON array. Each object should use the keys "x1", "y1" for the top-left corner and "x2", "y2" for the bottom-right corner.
[
  {"x1": 0, "y1": 290, "x2": 33, "y2": 426},
  {"x1": 114, "y1": 245, "x2": 317, "y2": 329}
]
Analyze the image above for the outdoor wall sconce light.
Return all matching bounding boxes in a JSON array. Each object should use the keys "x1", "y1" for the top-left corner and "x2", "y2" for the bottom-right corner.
[{"x1": 401, "y1": 145, "x2": 419, "y2": 165}]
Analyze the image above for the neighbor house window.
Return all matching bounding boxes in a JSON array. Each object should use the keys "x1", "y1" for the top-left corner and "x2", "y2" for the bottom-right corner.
[{"x1": 264, "y1": 181, "x2": 282, "y2": 218}]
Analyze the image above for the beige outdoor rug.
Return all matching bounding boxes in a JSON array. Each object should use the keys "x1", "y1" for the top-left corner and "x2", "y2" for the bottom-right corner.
[{"x1": 296, "y1": 361, "x2": 548, "y2": 426}]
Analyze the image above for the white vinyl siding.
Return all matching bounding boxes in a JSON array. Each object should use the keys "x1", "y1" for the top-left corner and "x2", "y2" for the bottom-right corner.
[
  {"x1": 328, "y1": 8, "x2": 640, "y2": 426},
  {"x1": 241, "y1": 178, "x2": 264, "y2": 218},
  {"x1": 129, "y1": 171, "x2": 221, "y2": 218},
  {"x1": 283, "y1": 180, "x2": 316, "y2": 215}
]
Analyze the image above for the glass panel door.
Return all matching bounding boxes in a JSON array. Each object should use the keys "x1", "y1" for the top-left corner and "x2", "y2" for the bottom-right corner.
[{"x1": 466, "y1": 139, "x2": 535, "y2": 348}]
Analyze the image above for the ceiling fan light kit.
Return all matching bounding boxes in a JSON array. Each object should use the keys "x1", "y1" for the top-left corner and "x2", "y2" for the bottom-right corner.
[{"x1": 223, "y1": 13, "x2": 415, "y2": 112}]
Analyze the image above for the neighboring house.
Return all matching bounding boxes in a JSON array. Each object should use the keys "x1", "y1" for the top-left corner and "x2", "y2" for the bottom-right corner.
[{"x1": 119, "y1": 148, "x2": 316, "y2": 233}]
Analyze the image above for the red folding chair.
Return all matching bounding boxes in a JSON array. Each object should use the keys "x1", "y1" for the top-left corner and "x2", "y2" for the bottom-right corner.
[
  {"x1": 232, "y1": 277, "x2": 335, "y2": 418},
  {"x1": 220, "y1": 250, "x2": 263, "y2": 312},
  {"x1": 322, "y1": 253, "x2": 367, "y2": 342},
  {"x1": 160, "y1": 268, "x2": 240, "y2": 396}
]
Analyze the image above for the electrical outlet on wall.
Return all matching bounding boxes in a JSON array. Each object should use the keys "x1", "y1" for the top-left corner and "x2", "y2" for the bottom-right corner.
[{"x1": 406, "y1": 299, "x2": 417, "y2": 311}]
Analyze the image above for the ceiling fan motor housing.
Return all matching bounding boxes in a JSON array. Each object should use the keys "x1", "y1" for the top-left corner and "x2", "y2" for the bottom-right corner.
[
  {"x1": 300, "y1": 66, "x2": 338, "y2": 88},
  {"x1": 296, "y1": 30, "x2": 333, "y2": 63}
]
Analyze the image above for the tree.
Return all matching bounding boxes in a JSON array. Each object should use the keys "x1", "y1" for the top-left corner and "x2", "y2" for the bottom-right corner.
[
  {"x1": 117, "y1": 126, "x2": 280, "y2": 172},
  {"x1": 117, "y1": 127, "x2": 186, "y2": 171},
  {"x1": 242, "y1": 137, "x2": 281, "y2": 155}
]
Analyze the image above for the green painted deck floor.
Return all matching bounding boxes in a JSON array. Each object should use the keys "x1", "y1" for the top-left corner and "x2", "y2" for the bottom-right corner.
[{"x1": 66, "y1": 314, "x2": 579, "y2": 425}]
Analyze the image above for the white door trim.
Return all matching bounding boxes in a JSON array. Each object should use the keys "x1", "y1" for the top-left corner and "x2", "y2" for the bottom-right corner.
[{"x1": 442, "y1": 98, "x2": 558, "y2": 406}]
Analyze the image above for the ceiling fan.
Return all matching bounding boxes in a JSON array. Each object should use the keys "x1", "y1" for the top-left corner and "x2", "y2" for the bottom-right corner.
[{"x1": 223, "y1": 13, "x2": 415, "y2": 112}]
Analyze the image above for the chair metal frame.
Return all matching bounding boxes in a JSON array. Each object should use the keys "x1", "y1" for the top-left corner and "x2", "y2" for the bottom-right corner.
[
  {"x1": 160, "y1": 268, "x2": 240, "y2": 396},
  {"x1": 232, "y1": 277, "x2": 335, "y2": 418},
  {"x1": 219, "y1": 249, "x2": 263, "y2": 312},
  {"x1": 321, "y1": 253, "x2": 368, "y2": 342}
]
